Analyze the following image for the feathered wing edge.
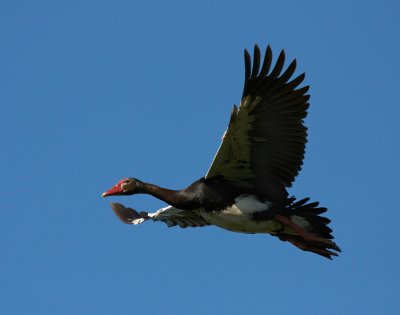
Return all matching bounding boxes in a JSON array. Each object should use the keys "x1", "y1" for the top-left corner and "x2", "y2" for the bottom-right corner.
[
  {"x1": 206, "y1": 44, "x2": 310, "y2": 195},
  {"x1": 242, "y1": 44, "x2": 310, "y2": 188},
  {"x1": 110, "y1": 203, "x2": 210, "y2": 228}
]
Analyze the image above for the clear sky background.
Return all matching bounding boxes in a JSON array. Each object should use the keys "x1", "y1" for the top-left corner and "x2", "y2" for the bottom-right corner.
[{"x1": 1, "y1": 1, "x2": 399, "y2": 314}]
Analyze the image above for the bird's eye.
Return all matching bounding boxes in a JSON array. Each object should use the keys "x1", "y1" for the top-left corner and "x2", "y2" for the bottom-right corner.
[{"x1": 124, "y1": 179, "x2": 130, "y2": 184}]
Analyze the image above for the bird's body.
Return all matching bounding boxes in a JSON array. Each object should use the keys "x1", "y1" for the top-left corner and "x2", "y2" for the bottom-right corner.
[
  {"x1": 144, "y1": 177, "x2": 281, "y2": 233},
  {"x1": 103, "y1": 44, "x2": 341, "y2": 259}
]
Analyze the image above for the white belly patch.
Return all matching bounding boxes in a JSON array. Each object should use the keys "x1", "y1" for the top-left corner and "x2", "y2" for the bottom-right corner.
[{"x1": 200, "y1": 195, "x2": 282, "y2": 234}]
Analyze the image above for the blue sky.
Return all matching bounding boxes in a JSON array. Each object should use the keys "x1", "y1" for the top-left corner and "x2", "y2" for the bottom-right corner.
[{"x1": 1, "y1": 1, "x2": 399, "y2": 314}]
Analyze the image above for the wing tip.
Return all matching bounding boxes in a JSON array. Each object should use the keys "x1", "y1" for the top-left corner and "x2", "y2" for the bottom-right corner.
[{"x1": 110, "y1": 202, "x2": 146, "y2": 225}]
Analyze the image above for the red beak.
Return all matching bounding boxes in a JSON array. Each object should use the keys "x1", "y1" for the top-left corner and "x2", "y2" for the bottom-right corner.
[{"x1": 102, "y1": 185, "x2": 123, "y2": 197}]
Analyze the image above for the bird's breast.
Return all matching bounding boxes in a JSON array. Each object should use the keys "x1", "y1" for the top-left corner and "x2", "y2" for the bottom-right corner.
[{"x1": 200, "y1": 195, "x2": 283, "y2": 234}]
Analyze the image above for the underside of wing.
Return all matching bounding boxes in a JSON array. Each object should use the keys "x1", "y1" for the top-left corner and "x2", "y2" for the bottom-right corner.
[
  {"x1": 206, "y1": 44, "x2": 309, "y2": 198},
  {"x1": 110, "y1": 202, "x2": 210, "y2": 228}
]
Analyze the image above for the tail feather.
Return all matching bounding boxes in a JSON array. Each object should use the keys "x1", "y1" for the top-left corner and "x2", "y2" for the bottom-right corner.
[
  {"x1": 285, "y1": 197, "x2": 335, "y2": 240},
  {"x1": 277, "y1": 197, "x2": 341, "y2": 259}
]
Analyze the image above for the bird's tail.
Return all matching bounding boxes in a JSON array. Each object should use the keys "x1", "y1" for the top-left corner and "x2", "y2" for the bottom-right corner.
[{"x1": 277, "y1": 197, "x2": 341, "y2": 259}]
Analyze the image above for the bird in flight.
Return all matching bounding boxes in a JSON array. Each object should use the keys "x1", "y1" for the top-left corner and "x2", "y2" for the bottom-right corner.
[{"x1": 102, "y1": 44, "x2": 340, "y2": 259}]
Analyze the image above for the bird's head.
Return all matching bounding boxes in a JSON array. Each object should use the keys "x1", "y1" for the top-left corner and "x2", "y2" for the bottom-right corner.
[{"x1": 102, "y1": 178, "x2": 143, "y2": 197}]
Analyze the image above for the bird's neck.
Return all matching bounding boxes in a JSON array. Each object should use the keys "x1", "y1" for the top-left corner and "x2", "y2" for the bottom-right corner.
[{"x1": 140, "y1": 182, "x2": 198, "y2": 210}]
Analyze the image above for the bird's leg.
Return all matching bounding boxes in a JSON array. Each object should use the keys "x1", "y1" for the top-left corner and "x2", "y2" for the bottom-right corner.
[
  {"x1": 274, "y1": 214, "x2": 340, "y2": 251},
  {"x1": 278, "y1": 234, "x2": 338, "y2": 259}
]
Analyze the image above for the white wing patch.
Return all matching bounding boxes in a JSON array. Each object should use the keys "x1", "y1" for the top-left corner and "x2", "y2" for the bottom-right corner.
[
  {"x1": 110, "y1": 203, "x2": 210, "y2": 228},
  {"x1": 233, "y1": 194, "x2": 272, "y2": 213}
]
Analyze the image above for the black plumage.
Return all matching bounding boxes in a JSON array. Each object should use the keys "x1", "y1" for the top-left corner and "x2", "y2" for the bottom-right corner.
[{"x1": 103, "y1": 44, "x2": 340, "y2": 259}]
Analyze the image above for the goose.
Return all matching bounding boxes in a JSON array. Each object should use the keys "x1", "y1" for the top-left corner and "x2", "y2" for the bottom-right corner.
[{"x1": 102, "y1": 44, "x2": 341, "y2": 259}]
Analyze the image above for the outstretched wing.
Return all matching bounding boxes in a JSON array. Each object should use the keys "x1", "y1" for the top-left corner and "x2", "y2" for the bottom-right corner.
[
  {"x1": 206, "y1": 44, "x2": 309, "y2": 198},
  {"x1": 110, "y1": 202, "x2": 210, "y2": 228}
]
